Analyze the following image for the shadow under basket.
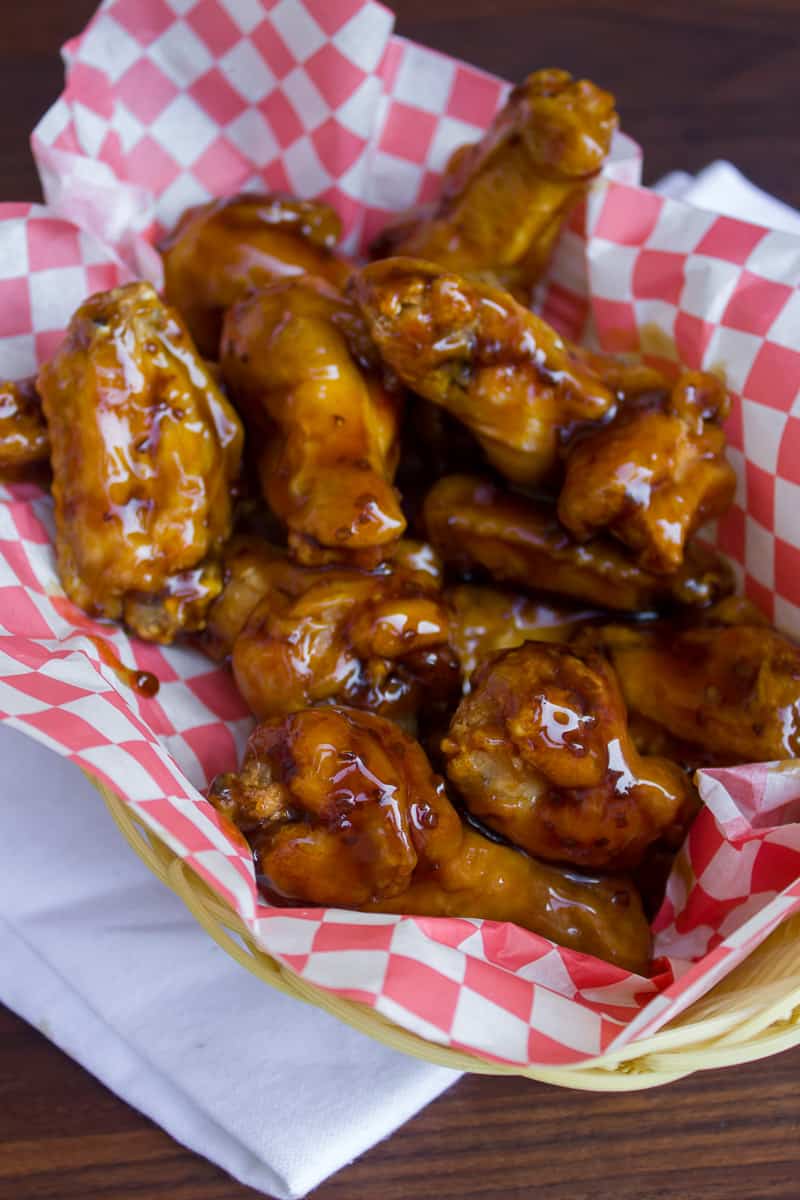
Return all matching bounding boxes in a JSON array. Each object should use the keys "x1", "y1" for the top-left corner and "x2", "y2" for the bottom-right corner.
[{"x1": 94, "y1": 774, "x2": 800, "y2": 1091}]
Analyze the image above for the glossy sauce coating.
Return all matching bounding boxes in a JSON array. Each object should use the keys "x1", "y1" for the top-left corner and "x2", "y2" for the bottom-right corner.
[
  {"x1": 446, "y1": 583, "x2": 602, "y2": 688},
  {"x1": 230, "y1": 551, "x2": 459, "y2": 724},
  {"x1": 162, "y1": 193, "x2": 352, "y2": 356},
  {"x1": 586, "y1": 619, "x2": 800, "y2": 763},
  {"x1": 37, "y1": 282, "x2": 243, "y2": 640},
  {"x1": 0, "y1": 378, "x2": 49, "y2": 470},
  {"x1": 354, "y1": 258, "x2": 615, "y2": 487},
  {"x1": 209, "y1": 706, "x2": 651, "y2": 972},
  {"x1": 86, "y1": 635, "x2": 159, "y2": 697},
  {"x1": 442, "y1": 641, "x2": 695, "y2": 870},
  {"x1": 221, "y1": 276, "x2": 406, "y2": 567},
  {"x1": 559, "y1": 371, "x2": 736, "y2": 573},
  {"x1": 375, "y1": 70, "x2": 617, "y2": 302},
  {"x1": 423, "y1": 475, "x2": 734, "y2": 612}
]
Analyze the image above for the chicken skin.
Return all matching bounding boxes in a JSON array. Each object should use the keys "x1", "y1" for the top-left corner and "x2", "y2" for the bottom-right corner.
[
  {"x1": 37, "y1": 282, "x2": 243, "y2": 641},
  {"x1": 373, "y1": 70, "x2": 617, "y2": 301},
  {"x1": 446, "y1": 583, "x2": 601, "y2": 687},
  {"x1": 424, "y1": 475, "x2": 734, "y2": 612},
  {"x1": 162, "y1": 193, "x2": 352, "y2": 356},
  {"x1": 209, "y1": 706, "x2": 651, "y2": 972},
  {"x1": 442, "y1": 642, "x2": 695, "y2": 870},
  {"x1": 583, "y1": 619, "x2": 800, "y2": 764},
  {"x1": 221, "y1": 277, "x2": 406, "y2": 567},
  {"x1": 221, "y1": 546, "x2": 458, "y2": 725},
  {"x1": 0, "y1": 378, "x2": 49, "y2": 471},
  {"x1": 559, "y1": 371, "x2": 736, "y2": 573},
  {"x1": 353, "y1": 258, "x2": 614, "y2": 487}
]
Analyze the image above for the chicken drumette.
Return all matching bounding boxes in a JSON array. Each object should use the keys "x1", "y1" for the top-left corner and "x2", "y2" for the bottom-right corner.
[
  {"x1": 442, "y1": 641, "x2": 695, "y2": 870},
  {"x1": 353, "y1": 258, "x2": 615, "y2": 487},
  {"x1": 209, "y1": 706, "x2": 651, "y2": 972},
  {"x1": 423, "y1": 475, "x2": 733, "y2": 612},
  {"x1": 372, "y1": 69, "x2": 617, "y2": 302},
  {"x1": 582, "y1": 617, "x2": 800, "y2": 764},
  {"x1": 559, "y1": 370, "x2": 736, "y2": 573},
  {"x1": 221, "y1": 276, "x2": 406, "y2": 567},
  {"x1": 37, "y1": 282, "x2": 243, "y2": 642},
  {"x1": 0, "y1": 378, "x2": 49, "y2": 473},
  {"x1": 162, "y1": 193, "x2": 351, "y2": 356}
]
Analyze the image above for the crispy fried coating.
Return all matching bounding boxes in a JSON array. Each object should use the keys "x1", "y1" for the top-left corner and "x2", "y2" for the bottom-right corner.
[
  {"x1": 209, "y1": 706, "x2": 651, "y2": 971},
  {"x1": 353, "y1": 258, "x2": 614, "y2": 487},
  {"x1": 446, "y1": 583, "x2": 601, "y2": 687},
  {"x1": 423, "y1": 475, "x2": 734, "y2": 612},
  {"x1": 162, "y1": 193, "x2": 352, "y2": 356},
  {"x1": 37, "y1": 282, "x2": 243, "y2": 641},
  {"x1": 221, "y1": 276, "x2": 406, "y2": 567},
  {"x1": 559, "y1": 371, "x2": 736, "y2": 573},
  {"x1": 0, "y1": 378, "x2": 49, "y2": 470},
  {"x1": 583, "y1": 618, "x2": 800, "y2": 764},
  {"x1": 442, "y1": 642, "x2": 694, "y2": 870},
  {"x1": 227, "y1": 549, "x2": 458, "y2": 723},
  {"x1": 375, "y1": 69, "x2": 617, "y2": 300}
]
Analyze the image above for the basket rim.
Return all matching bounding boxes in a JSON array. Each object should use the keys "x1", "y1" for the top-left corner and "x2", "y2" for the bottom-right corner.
[{"x1": 93, "y1": 772, "x2": 800, "y2": 1090}]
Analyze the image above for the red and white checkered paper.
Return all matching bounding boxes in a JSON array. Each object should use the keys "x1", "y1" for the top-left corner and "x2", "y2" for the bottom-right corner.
[{"x1": 0, "y1": 0, "x2": 799, "y2": 1068}]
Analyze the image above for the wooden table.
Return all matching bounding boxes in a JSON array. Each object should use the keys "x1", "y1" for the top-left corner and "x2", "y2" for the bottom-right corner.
[{"x1": 2, "y1": 2, "x2": 800, "y2": 1198}]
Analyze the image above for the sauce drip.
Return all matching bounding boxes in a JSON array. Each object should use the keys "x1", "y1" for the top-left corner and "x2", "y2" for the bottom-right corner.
[{"x1": 87, "y1": 635, "x2": 160, "y2": 697}]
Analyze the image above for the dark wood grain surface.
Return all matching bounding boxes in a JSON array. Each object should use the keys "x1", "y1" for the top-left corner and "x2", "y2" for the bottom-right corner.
[{"x1": 2, "y1": 2, "x2": 800, "y2": 1198}]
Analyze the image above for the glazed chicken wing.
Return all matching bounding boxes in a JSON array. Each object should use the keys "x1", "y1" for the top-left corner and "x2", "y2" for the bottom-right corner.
[
  {"x1": 0, "y1": 378, "x2": 49, "y2": 472},
  {"x1": 209, "y1": 706, "x2": 651, "y2": 972},
  {"x1": 162, "y1": 193, "x2": 351, "y2": 356},
  {"x1": 446, "y1": 583, "x2": 601, "y2": 687},
  {"x1": 374, "y1": 70, "x2": 617, "y2": 302},
  {"x1": 221, "y1": 276, "x2": 406, "y2": 567},
  {"x1": 584, "y1": 619, "x2": 800, "y2": 763},
  {"x1": 224, "y1": 548, "x2": 458, "y2": 724},
  {"x1": 353, "y1": 258, "x2": 614, "y2": 487},
  {"x1": 424, "y1": 475, "x2": 734, "y2": 612},
  {"x1": 37, "y1": 282, "x2": 243, "y2": 641},
  {"x1": 559, "y1": 371, "x2": 736, "y2": 573},
  {"x1": 442, "y1": 642, "x2": 695, "y2": 870}
]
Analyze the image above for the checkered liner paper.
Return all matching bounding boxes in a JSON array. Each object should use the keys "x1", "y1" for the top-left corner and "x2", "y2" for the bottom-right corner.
[{"x1": 1, "y1": 0, "x2": 800, "y2": 1068}]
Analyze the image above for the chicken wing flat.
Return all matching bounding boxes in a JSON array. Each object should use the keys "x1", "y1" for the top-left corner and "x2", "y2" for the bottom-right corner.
[
  {"x1": 162, "y1": 193, "x2": 352, "y2": 356},
  {"x1": 353, "y1": 258, "x2": 614, "y2": 487},
  {"x1": 0, "y1": 378, "x2": 49, "y2": 472},
  {"x1": 442, "y1": 642, "x2": 695, "y2": 870},
  {"x1": 221, "y1": 276, "x2": 406, "y2": 567},
  {"x1": 423, "y1": 475, "x2": 734, "y2": 612},
  {"x1": 228, "y1": 550, "x2": 458, "y2": 724},
  {"x1": 559, "y1": 371, "x2": 736, "y2": 573},
  {"x1": 583, "y1": 619, "x2": 800, "y2": 763},
  {"x1": 446, "y1": 583, "x2": 602, "y2": 687},
  {"x1": 209, "y1": 706, "x2": 651, "y2": 971},
  {"x1": 37, "y1": 282, "x2": 243, "y2": 641},
  {"x1": 373, "y1": 70, "x2": 617, "y2": 302}
]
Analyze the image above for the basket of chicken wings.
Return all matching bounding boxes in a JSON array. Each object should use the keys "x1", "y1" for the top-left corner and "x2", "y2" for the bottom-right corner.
[{"x1": 3, "y1": 0, "x2": 800, "y2": 1085}]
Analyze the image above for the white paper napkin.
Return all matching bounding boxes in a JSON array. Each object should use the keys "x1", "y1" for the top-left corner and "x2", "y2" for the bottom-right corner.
[
  {"x1": 1, "y1": 161, "x2": 795, "y2": 1200},
  {"x1": 0, "y1": 725, "x2": 458, "y2": 1199}
]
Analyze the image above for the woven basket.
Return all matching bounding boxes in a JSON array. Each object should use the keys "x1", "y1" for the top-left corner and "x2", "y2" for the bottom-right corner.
[{"x1": 94, "y1": 774, "x2": 800, "y2": 1090}]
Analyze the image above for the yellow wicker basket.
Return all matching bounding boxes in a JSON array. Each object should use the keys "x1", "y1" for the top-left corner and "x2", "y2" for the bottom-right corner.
[{"x1": 94, "y1": 774, "x2": 800, "y2": 1090}]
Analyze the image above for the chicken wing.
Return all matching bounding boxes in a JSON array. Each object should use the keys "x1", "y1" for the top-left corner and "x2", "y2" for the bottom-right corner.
[
  {"x1": 0, "y1": 378, "x2": 49, "y2": 472},
  {"x1": 221, "y1": 276, "x2": 406, "y2": 567},
  {"x1": 583, "y1": 619, "x2": 800, "y2": 763},
  {"x1": 37, "y1": 282, "x2": 243, "y2": 641},
  {"x1": 373, "y1": 70, "x2": 617, "y2": 302},
  {"x1": 442, "y1": 642, "x2": 695, "y2": 870},
  {"x1": 209, "y1": 706, "x2": 651, "y2": 971},
  {"x1": 559, "y1": 370, "x2": 736, "y2": 573},
  {"x1": 446, "y1": 583, "x2": 602, "y2": 687},
  {"x1": 423, "y1": 475, "x2": 734, "y2": 612},
  {"x1": 162, "y1": 193, "x2": 352, "y2": 356},
  {"x1": 353, "y1": 257, "x2": 614, "y2": 487}
]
